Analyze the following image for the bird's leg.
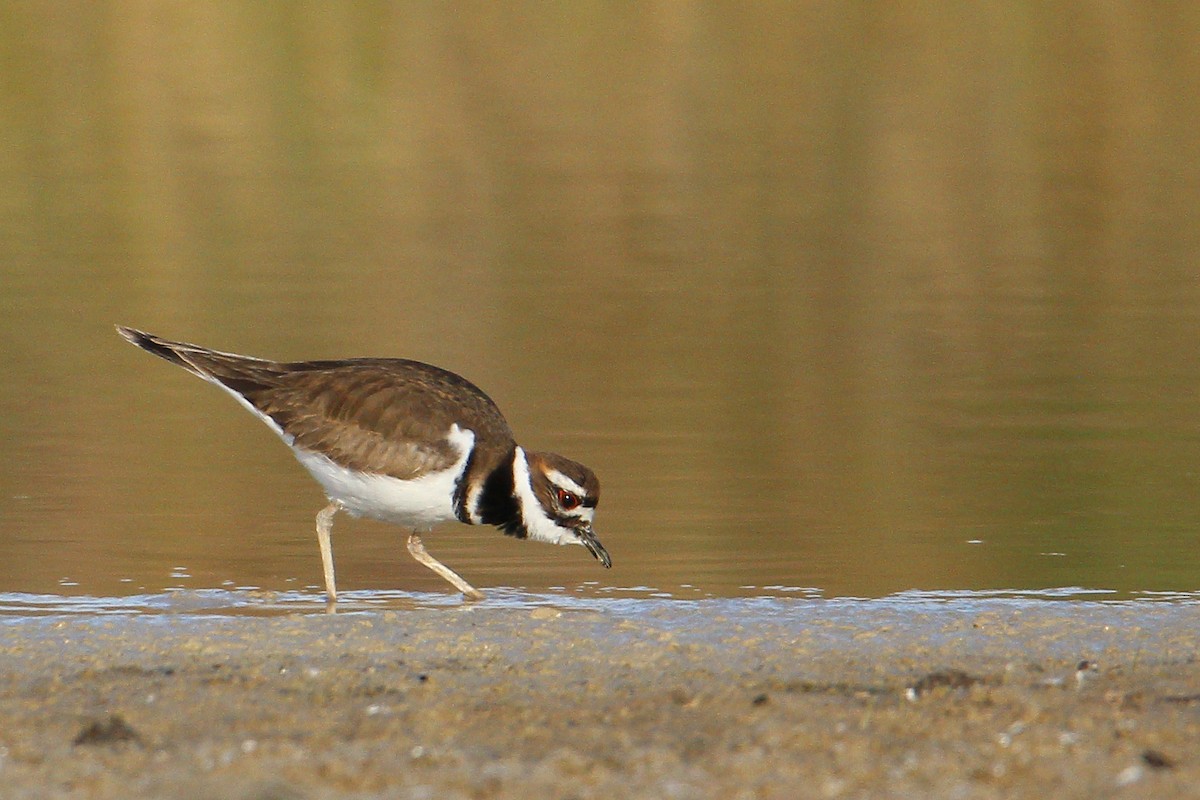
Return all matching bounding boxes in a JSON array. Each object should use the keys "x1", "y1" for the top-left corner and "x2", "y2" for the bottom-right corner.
[
  {"x1": 315, "y1": 501, "x2": 341, "y2": 604},
  {"x1": 406, "y1": 532, "x2": 485, "y2": 601}
]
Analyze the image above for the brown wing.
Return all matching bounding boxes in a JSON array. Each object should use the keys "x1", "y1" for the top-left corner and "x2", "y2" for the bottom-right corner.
[
  {"x1": 118, "y1": 327, "x2": 517, "y2": 481},
  {"x1": 246, "y1": 361, "x2": 516, "y2": 480}
]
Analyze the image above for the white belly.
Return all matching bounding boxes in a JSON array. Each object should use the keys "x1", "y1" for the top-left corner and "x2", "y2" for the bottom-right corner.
[
  {"x1": 289, "y1": 427, "x2": 474, "y2": 531},
  {"x1": 202, "y1": 377, "x2": 475, "y2": 531}
]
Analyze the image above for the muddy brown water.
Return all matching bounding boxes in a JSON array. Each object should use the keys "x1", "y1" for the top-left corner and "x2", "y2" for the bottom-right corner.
[{"x1": 4, "y1": 6, "x2": 1200, "y2": 603}]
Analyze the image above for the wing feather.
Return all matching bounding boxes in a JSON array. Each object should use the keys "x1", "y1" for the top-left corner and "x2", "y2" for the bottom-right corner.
[{"x1": 246, "y1": 363, "x2": 513, "y2": 480}]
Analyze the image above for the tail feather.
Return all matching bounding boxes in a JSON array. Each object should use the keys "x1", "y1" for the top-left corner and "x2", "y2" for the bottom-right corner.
[
  {"x1": 116, "y1": 326, "x2": 206, "y2": 375},
  {"x1": 115, "y1": 325, "x2": 284, "y2": 392}
]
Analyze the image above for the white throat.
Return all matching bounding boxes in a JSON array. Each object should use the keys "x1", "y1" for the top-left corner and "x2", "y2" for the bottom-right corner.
[{"x1": 511, "y1": 446, "x2": 579, "y2": 546}]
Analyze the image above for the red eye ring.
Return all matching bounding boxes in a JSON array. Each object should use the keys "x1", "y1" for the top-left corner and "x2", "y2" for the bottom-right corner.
[{"x1": 556, "y1": 488, "x2": 580, "y2": 510}]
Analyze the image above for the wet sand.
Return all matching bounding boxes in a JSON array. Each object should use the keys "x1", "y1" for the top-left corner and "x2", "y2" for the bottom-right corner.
[{"x1": 0, "y1": 597, "x2": 1197, "y2": 799}]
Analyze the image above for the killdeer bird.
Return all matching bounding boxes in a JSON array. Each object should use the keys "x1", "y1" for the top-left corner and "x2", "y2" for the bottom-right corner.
[{"x1": 116, "y1": 326, "x2": 609, "y2": 602}]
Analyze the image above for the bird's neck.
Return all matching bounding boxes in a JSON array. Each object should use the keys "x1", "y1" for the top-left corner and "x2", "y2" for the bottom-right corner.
[{"x1": 467, "y1": 446, "x2": 527, "y2": 538}]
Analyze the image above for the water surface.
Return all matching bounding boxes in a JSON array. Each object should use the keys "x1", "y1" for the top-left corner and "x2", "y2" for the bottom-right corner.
[{"x1": 2, "y1": 6, "x2": 1200, "y2": 604}]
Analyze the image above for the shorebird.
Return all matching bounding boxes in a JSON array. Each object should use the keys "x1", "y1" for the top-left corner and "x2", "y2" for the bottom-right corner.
[{"x1": 117, "y1": 326, "x2": 609, "y2": 602}]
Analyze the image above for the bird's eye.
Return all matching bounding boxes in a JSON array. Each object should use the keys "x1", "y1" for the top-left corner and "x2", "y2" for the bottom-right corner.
[{"x1": 556, "y1": 488, "x2": 580, "y2": 510}]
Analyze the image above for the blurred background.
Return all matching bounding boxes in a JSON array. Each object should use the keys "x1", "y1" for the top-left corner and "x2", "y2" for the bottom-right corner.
[{"x1": 2, "y1": 4, "x2": 1200, "y2": 601}]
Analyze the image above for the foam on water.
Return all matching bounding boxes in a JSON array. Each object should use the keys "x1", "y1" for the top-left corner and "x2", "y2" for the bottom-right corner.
[{"x1": 0, "y1": 584, "x2": 1197, "y2": 623}]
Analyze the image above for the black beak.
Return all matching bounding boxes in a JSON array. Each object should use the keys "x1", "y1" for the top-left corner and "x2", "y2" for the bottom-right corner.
[{"x1": 577, "y1": 525, "x2": 612, "y2": 568}]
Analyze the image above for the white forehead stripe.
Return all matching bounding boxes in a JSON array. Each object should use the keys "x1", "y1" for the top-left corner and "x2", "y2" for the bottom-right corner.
[{"x1": 545, "y1": 469, "x2": 586, "y2": 497}]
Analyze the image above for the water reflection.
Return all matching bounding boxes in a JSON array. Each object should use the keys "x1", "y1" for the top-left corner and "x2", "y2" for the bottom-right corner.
[{"x1": 2, "y1": 6, "x2": 1200, "y2": 601}]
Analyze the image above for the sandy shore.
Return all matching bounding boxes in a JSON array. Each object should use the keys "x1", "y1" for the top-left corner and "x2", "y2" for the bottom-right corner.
[{"x1": 0, "y1": 596, "x2": 1197, "y2": 799}]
